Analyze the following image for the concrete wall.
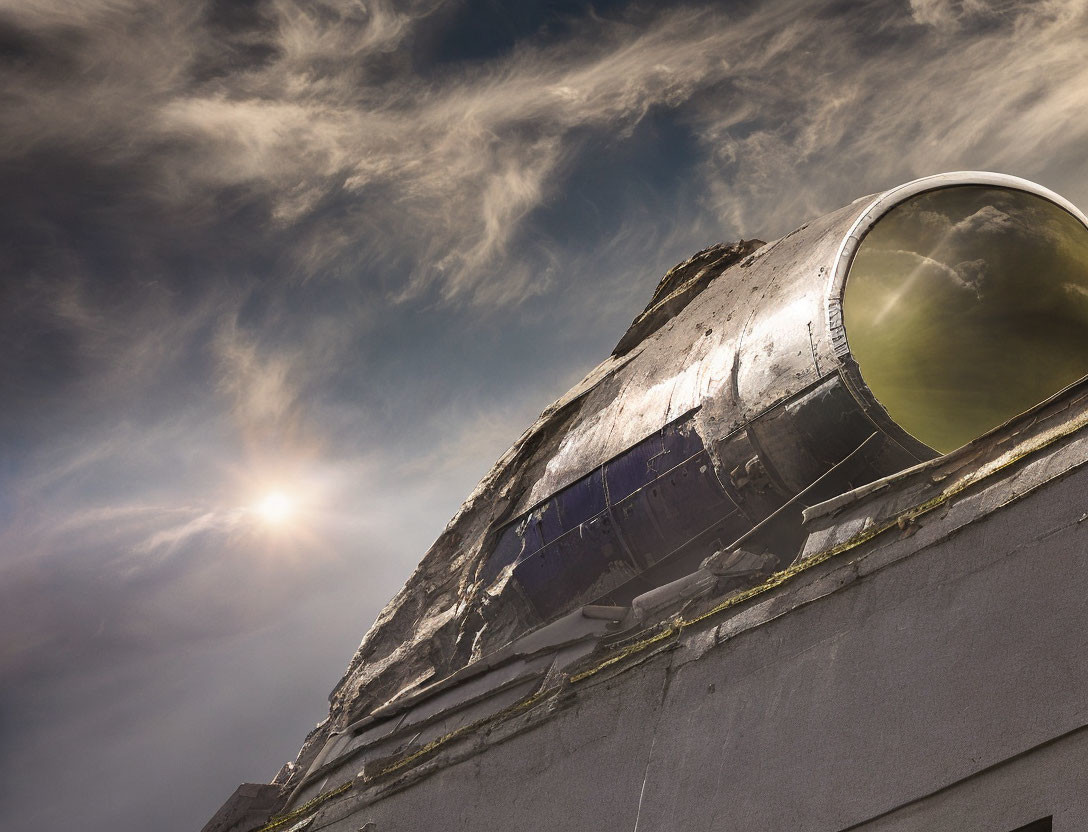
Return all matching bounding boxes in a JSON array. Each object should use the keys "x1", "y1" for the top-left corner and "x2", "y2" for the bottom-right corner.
[{"x1": 311, "y1": 455, "x2": 1088, "y2": 832}]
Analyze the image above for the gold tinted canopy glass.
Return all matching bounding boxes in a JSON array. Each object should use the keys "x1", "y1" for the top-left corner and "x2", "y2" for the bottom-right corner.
[{"x1": 843, "y1": 185, "x2": 1088, "y2": 453}]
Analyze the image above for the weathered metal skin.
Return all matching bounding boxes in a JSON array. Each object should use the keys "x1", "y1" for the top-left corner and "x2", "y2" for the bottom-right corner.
[
  {"x1": 288, "y1": 172, "x2": 1088, "y2": 787},
  {"x1": 489, "y1": 172, "x2": 1088, "y2": 626}
]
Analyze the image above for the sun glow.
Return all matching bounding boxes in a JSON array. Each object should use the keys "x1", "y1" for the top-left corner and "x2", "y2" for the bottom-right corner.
[{"x1": 255, "y1": 490, "x2": 295, "y2": 525}]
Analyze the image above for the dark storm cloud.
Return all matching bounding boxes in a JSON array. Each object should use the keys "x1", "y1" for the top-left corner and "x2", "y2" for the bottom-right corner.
[{"x1": 2, "y1": 1, "x2": 1088, "y2": 830}]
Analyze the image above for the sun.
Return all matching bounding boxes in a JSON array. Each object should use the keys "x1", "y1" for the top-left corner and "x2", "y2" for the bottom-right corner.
[{"x1": 255, "y1": 490, "x2": 294, "y2": 525}]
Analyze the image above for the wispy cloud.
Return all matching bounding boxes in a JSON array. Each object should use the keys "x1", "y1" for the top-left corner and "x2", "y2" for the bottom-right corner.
[{"x1": 7, "y1": 0, "x2": 1087, "y2": 313}]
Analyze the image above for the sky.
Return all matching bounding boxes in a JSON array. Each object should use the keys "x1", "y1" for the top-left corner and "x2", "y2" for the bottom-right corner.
[{"x1": 2, "y1": 1, "x2": 1088, "y2": 830}]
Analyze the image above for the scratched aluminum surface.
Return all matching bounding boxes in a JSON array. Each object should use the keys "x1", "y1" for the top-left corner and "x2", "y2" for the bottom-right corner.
[{"x1": 520, "y1": 196, "x2": 872, "y2": 514}]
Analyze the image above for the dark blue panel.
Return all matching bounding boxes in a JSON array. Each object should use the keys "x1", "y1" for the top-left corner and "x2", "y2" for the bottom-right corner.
[
  {"x1": 611, "y1": 450, "x2": 735, "y2": 567},
  {"x1": 485, "y1": 413, "x2": 712, "y2": 599},
  {"x1": 481, "y1": 518, "x2": 544, "y2": 584},
  {"x1": 528, "y1": 501, "x2": 564, "y2": 545},
  {"x1": 554, "y1": 467, "x2": 606, "y2": 533},
  {"x1": 513, "y1": 510, "x2": 636, "y2": 620},
  {"x1": 641, "y1": 451, "x2": 736, "y2": 563},
  {"x1": 611, "y1": 485, "x2": 666, "y2": 567},
  {"x1": 605, "y1": 431, "x2": 664, "y2": 504}
]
